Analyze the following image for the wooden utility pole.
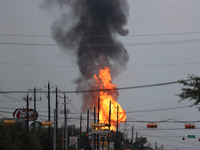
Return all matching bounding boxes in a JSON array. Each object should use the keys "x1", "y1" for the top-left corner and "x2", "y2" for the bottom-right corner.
[
  {"x1": 109, "y1": 101, "x2": 111, "y2": 130},
  {"x1": 155, "y1": 142, "x2": 157, "y2": 150},
  {"x1": 125, "y1": 121, "x2": 127, "y2": 149},
  {"x1": 136, "y1": 131, "x2": 138, "y2": 149},
  {"x1": 108, "y1": 101, "x2": 111, "y2": 150},
  {"x1": 48, "y1": 81, "x2": 51, "y2": 135},
  {"x1": 34, "y1": 87, "x2": 36, "y2": 140},
  {"x1": 131, "y1": 125, "x2": 134, "y2": 150},
  {"x1": 56, "y1": 86, "x2": 58, "y2": 147},
  {"x1": 94, "y1": 106, "x2": 96, "y2": 150},
  {"x1": 97, "y1": 97, "x2": 100, "y2": 150},
  {"x1": 53, "y1": 109, "x2": 56, "y2": 150},
  {"x1": 64, "y1": 94, "x2": 68, "y2": 150},
  {"x1": 79, "y1": 113, "x2": 82, "y2": 150},
  {"x1": 87, "y1": 109, "x2": 89, "y2": 149},
  {"x1": 116, "y1": 105, "x2": 119, "y2": 150},
  {"x1": 98, "y1": 97, "x2": 100, "y2": 123},
  {"x1": 26, "y1": 95, "x2": 29, "y2": 131}
]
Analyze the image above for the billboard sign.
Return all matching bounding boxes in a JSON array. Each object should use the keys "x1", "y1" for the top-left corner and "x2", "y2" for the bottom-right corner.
[{"x1": 13, "y1": 108, "x2": 38, "y2": 120}]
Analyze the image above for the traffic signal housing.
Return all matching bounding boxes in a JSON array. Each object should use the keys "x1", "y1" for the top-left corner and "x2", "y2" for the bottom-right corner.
[
  {"x1": 185, "y1": 124, "x2": 195, "y2": 129},
  {"x1": 182, "y1": 137, "x2": 185, "y2": 140},
  {"x1": 147, "y1": 123, "x2": 157, "y2": 129}
]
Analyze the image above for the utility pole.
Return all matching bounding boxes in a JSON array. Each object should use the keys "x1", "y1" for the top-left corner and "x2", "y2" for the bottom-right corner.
[
  {"x1": 124, "y1": 121, "x2": 127, "y2": 149},
  {"x1": 155, "y1": 142, "x2": 157, "y2": 150},
  {"x1": 116, "y1": 105, "x2": 119, "y2": 150},
  {"x1": 94, "y1": 106, "x2": 96, "y2": 150},
  {"x1": 54, "y1": 109, "x2": 56, "y2": 150},
  {"x1": 26, "y1": 95, "x2": 29, "y2": 131},
  {"x1": 64, "y1": 94, "x2": 68, "y2": 150},
  {"x1": 26, "y1": 94, "x2": 29, "y2": 147},
  {"x1": 98, "y1": 97, "x2": 100, "y2": 123},
  {"x1": 79, "y1": 113, "x2": 82, "y2": 150},
  {"x1": 56, "y1": 86, "x2": 58, "y2": 148},
  {"x1": 131, "y1": 125, "x2": 134, "y2": 150},
  {"x1": 108, "y1": 101, "x2": 111, "y2": 150},
  {"x1": 87, "y1": 109, "x2": 89, "y2": 149},
  {"x1": 97, "y1": 97, "x2": 100, "y2": 150},
  {"x1": 48, "y1": 81, "x2": 51, "y2": 135},
  {"x1": 34, "y1": 87, "x2": 36, "y2": 140},
  {"x1": 136, "y1": 131, "x2": 138, "y2": 150},
  {"x1": 25, "y1": 88, "x2": 41, "y2": 141}
]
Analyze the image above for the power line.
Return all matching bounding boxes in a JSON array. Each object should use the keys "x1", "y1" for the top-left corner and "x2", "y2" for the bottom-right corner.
[
  {"x1": 126, "y1": 119, "x2": 200, "y2": 123},
  {"x1": 0, "y1": 61, "x2": 76, "y2": 68},
  {"x1": 1, "y1": 31, "x2": 200, "y2": 37},
  {"x1": 0, "y1": 79, "x2": 192, "y2": 94},
  {"x1": 1, "y1": 61, "x2": 200, "y2": 68},
  {"x1": 126, "y1": 105, "x2": 190, "y2": 113},
  {"x1": 123, "y1": 99, "x2": 178, "y2": 109},
  {"x1": 1, "y1": 39, "x2": 200, "y2": 47}
]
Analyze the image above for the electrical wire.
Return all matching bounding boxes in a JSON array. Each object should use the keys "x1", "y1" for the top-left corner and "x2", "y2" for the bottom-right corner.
[
  {"x1": 1, "y1": 38, "x2": 200, "y2": 46},
  {"x1": 0, "y1": 88, "x2": 24, "y2": 101},
  {"x1": 1, "y1": 61, "x2": 200, "y2": 68},
  {"x1": 126, "y1": 105, "x2": 190, "y2": 113},
  {"x1": 123, "y1": 99, "x2": 178, "y2": 108},
  {"x1": 0, "y1": 79, "x2": 193, "y2": 94},
  {"x1": 1, "y1": 31, "x2": 200, "y2": 37}
]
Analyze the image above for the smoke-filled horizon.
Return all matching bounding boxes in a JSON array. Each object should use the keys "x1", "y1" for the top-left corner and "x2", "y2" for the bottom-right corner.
[{"x1": 43, "y1": 0, "x2": 130, "y2": 111}]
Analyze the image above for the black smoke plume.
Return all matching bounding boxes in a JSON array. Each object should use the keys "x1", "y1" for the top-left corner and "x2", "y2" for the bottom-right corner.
[{"x1": 43, "y1": 0, "x2": 129, "y2": 111}]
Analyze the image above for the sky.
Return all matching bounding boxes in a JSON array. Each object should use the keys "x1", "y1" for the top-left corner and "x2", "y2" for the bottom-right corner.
[{"x1": 1, "y1": 0, "x2": 200, "y2": 149}]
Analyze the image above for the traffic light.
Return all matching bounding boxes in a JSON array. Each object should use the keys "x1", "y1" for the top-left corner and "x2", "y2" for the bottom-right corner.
[
  {"x1": 147, "y1": 123, "x2": 157, "y2": 129},
  {"x1": 199, "y1": 138, "x2": 200, "y2": 141},
  {"x1": 182, "y1": 137, "x2": 185, "y2": 140},
  {"x1": 185, "y1": 124, "x2": 195, "y2": 129},
  {"x1": 105, "y1": 124, "x2": 111, "y2": 127}
]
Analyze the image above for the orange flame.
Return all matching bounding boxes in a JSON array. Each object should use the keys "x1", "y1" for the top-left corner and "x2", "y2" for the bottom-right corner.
[{"x1": 94, "y1": 67, "x2": 126, "y2": 131}]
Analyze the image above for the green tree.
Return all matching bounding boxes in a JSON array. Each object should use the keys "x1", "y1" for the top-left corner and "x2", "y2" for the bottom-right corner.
[
  {"x1": 177, "y1": 74, "x2": 200, "y2": 105},
  {"x1": 0, "y1": 120, "x2": 43, "y2": 150},
  {"x1": 67, "y1": 124, "x2": 81, "y2": 150},
  {"x1": 132, "y1": 137, "x2": 153, "y2": 150},
  {"x1": 110, "y1": 131, "x2": 126, "y2": 150}
]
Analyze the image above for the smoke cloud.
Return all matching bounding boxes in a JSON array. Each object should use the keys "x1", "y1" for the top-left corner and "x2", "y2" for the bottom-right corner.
[{"x1": 43, "y1": 0, "x2": 130, "y2": 111}]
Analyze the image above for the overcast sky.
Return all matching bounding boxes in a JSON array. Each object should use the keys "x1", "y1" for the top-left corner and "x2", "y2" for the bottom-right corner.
[{"x1": 1, "y1": 0, "x2": 200, "y2": 149}]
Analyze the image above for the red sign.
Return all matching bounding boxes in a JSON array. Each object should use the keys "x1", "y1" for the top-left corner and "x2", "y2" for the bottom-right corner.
[{"x1": 13, "y1": 108, "x2": 38, "y2": 120}]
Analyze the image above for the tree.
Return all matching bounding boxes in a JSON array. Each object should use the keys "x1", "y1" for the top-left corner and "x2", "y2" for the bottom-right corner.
[
  {"x1": 132, "y1": 137, "x2": 153, "y2": 150},
  {"x1": 110, "y1": 131, "x2": 126, "y2": 149},
  {"x1": 177, "y1": 74, "x2": 200, "y2": 105},
  {"x1": 0, "y1": 120, "x2": 43, "y2": 150}
]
